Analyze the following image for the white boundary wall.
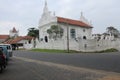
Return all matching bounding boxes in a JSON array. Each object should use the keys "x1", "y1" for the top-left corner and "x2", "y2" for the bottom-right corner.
[{"x1": 24, "y1": 38, "x2": 120, "y2": 52}]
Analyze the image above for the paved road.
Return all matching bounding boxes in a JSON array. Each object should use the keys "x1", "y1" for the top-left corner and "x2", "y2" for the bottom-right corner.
[
  {"x1": 0, "y1": 50, "x2": 120, "y2": 80},
  {"x1": 0, "y1": 55, "x2": 106, "y2": 80},
  {"x1": 14, "y1": 50, "x2": 120, "y2": 73}
]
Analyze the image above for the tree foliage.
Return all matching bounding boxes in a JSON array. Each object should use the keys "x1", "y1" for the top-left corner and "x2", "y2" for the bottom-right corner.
[
  {"x1": 27, "y1": 28, "x2": 39, "y2": 38},
  {"x1": 47, "y1": 25, "x2": 64, "y2": 40},
  {"x1": 106, "y1": 26, "x2": 120, "y2": 38}
]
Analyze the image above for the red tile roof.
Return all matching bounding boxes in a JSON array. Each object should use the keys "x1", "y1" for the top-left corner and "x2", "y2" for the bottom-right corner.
[
  {"x1": 23, "y1": 36, "x2": 34, "y2": 40},
  {"x1": 0, "y1": 35, "x2": 9, "y2": 39},
  {"x1": 57, "y1": 17, "x2": 92, "y2": 28},
  {"x1": 4, "y1": 36, "x2": 34, "y2": 44}
]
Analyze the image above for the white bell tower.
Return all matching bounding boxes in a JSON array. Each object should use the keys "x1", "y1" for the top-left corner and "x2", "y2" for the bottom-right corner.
[{"x1": 9, "y1": 27, "x2": 19, "y2": 38}]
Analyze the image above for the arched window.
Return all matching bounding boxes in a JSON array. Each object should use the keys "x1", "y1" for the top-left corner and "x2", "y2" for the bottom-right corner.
[
  {"x1": 44, "y1": 36, "x2": 48, "y2": 42},
  {"x1": 28, "y1": 40, "x2": 31, "y2": 44},
  {"x1": 83, "y1": 36, "x2": 87, "y2": 40},
  {"x1": 70, "y1": 29, "x2": 76, "y2": 39}
]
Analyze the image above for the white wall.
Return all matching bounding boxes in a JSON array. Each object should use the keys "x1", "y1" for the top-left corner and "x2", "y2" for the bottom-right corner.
[{"x1": 32, "y1": 38, "x2": 120, "y2": 52}]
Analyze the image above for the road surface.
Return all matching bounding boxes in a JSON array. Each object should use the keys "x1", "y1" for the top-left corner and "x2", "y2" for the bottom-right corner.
[{"x1": 0, "y1": 50, "x2": 120, "y2": 80}]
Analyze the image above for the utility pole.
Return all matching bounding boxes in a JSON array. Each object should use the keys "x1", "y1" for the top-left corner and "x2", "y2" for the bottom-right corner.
[{"x1": 66, "y1": 19, "x2": 69, "y2": 53}]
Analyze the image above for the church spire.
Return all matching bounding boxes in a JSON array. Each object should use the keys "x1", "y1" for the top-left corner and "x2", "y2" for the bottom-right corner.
[
  {"x1": 43, "y1": 0, "x2": 49, "y2": 14},
  {"x1": 45, "y1": 0, "x2": 47, "y2": 6},
  {"x1": 39, "y1": 0, "x2": 51, "y2": 25}
]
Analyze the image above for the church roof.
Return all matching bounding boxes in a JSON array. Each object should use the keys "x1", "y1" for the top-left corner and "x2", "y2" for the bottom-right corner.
[
  {"x1": 0, "y1": 35, "x2": 9, "y2": 39},
  {"x1": 57, "y1": 17, "x2": 92, "y2": 28}
]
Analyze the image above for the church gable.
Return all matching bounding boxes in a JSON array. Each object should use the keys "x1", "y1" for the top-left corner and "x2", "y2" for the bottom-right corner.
[
  {"x1": 39, "y1": 1, "x2": 93, "y2": 29},
  {"x1": 39, "y1": 0, "x2": 57, "y2": 27}
]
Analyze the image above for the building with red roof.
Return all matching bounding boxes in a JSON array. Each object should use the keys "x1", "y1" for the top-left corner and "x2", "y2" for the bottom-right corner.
[
  {"x1": 35, "y1": 1, "x2": 95, "y2": 51},
  {"x1": 3, "y1": 36, "x2": 34, "y2": 49},
  {"x1": 0, "y1": 27, "x2": 19, "y2": 43},
  {"x1": 38, "y1": 1, "x2": 93, "y2": 43},
  {"x1": 0, "y1": 35, "x2": 9, "y2": 43},
  {"x1": 0, "y1": 27, "x2": 34, "y2": 49}
]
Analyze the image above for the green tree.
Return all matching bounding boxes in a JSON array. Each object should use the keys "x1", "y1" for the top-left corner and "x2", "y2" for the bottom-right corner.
[
  {"x1": 47, "y1": 25, "x2": 64, "y2": 40},
  {"x1": 106, "y1": 26, "x2": 120, "y2": 38},
  {"x1": 27, "y1": 28, "x2": 39, "y2": 38}
]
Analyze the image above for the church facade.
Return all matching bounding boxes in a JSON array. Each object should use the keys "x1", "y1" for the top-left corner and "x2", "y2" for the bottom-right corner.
[
  {"x1": 39, "y1": 1, "x2": 92, "y2": 42},
  {"x1": 36, "y1": 1, "x2": 94, "y2": 51}
]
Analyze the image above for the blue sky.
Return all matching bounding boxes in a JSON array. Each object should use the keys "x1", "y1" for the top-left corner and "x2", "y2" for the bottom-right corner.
[{"x1": 0, "y1": 0, "x2": 120, "y2": 35}]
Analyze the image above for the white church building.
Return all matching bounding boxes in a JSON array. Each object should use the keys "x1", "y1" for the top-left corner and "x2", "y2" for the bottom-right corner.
[{"x1": 26, "y1": 1, "x2": 120, "y2": 52}]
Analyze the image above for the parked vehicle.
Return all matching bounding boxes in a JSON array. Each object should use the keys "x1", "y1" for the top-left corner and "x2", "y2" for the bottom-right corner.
[
  {"x1": 0, "y1": 49, "x2": 6, "y2": 72},
  {"x1": 0, "y1": 46, "x2": 9, "y2": 61},
  {"x1": 0, "y1": 44, "x2": 13, "y2": 57}
]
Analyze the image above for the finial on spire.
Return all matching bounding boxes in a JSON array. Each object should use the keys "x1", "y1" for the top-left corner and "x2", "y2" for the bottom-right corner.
[
  {"x1": 45, "y1": 0, "x2": 47, "y2": 6},
  {"x1": 43, "y1": 0, "x2": 49, "y2": 14}
]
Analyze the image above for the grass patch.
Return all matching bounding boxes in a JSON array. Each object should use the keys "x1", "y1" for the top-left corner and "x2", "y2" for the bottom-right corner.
[
  {"x1": 30, "y1": 48, "x2": 118, "y2": 53},
  {"x1": 30, "y1": 49, "x2": 79, "y2": 53},
  {"x1": 18, "y1": 48, "x2": 26, "y2": 50},
  {"x1": 94, "y1": 48, "x2": 118, "y2": 53}
]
